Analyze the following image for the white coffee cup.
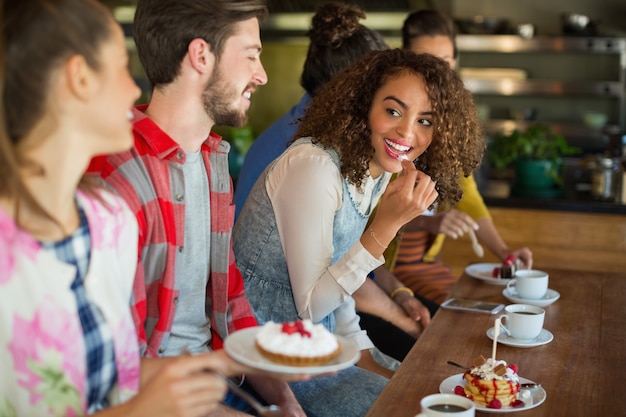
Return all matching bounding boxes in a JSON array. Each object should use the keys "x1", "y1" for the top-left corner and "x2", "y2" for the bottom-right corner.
[
  {"x1": 500, "y1": 304, "x2": 545, "y2": 340},
  {"x1": 415, "y1": 393, "x2": 475, "y2": 417},
  {"x1": 506, "y1": 269, "x2": 549, "y2": 299}
]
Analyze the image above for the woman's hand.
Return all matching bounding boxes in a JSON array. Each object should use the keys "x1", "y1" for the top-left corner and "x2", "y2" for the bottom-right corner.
[
  {"x1": 393, "y1": 290, "x2": 431, "y2": 329},
  {"x1": 124, "y1": 354, "x2": 229, "y2": 417},
  {"x1": 368, "y1": 161, "x2": 438, "y2": 248},
  {"x1": 433, "y1": 209, "x2": 477, "y2": 238}
]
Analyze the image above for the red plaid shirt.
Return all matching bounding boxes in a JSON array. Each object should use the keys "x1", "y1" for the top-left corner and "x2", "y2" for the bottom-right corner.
[{"x1": 89, "y1": 106, "x2": 257, "y2": 357}]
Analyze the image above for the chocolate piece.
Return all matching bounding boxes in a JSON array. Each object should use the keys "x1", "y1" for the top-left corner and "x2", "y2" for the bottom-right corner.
[
  {"x1": 472, "y1": 355, "x2": 487, "y2": 367},
  {"x1": 493, "y1": 363, "x2": 507, "y2": 376}
]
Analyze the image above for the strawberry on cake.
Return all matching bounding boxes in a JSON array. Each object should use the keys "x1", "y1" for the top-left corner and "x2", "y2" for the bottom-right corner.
[
  {"x1": 255, "y1": 319, "x2": 341, "y2": 366},
  {"x1": 455, "y1": 355, "x2": 524, "y2": 409},
  {"x1": 492, "y1": 254, "x2": 518, "y2": 279}
]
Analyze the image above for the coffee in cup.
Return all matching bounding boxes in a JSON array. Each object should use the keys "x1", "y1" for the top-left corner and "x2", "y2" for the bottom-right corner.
[
  {"x1": 415, "y1": 393, "x2": 475, "y2": 417},
  {"x1": 500, "y1": 304, "x2": 545, "y2": 340},
  {"x1": 506, "y1": 270, "x2": 549, "y2": 299}
]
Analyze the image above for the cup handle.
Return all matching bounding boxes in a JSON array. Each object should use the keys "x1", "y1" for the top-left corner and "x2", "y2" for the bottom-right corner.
[
  {"x1": 499, "y1": 315, "x2": 511, "y2": 336},
  {"x1": 506, "y1": 279, "x2": 517, "y2": 291}
]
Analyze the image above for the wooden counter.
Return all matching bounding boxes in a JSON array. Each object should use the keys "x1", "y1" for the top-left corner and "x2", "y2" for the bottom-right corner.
[
  {"x1": 440, "y1": 207, "x2": 626, "y2": 276},
  {"x1": 365, "y1": 268, "x2": 626, "y2": 416}
]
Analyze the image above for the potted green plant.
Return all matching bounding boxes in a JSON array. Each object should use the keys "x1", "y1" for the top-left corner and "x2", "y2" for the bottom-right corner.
[{"x1": 487, "y1": 124, "x2": 580, "y2": 193}]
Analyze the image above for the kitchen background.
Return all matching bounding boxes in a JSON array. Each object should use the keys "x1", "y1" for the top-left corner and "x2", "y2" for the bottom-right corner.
[{"x1": 105, "y1": 0, "x2": 626, "y2": 200}]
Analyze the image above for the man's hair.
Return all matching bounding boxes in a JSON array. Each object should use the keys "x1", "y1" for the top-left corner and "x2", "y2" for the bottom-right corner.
[
  {"x1": 133, "y1": 0, "x2": 268, "y2": 87},
  {"x1": 296, "y1": 49, "x2": 484, "y2": 207},
  {"x1": 401, "y1": 9, "x2": 458, "y2": 58},
  {"x1": 300, "y1": 2, "x2": 388, "y2": 97}
]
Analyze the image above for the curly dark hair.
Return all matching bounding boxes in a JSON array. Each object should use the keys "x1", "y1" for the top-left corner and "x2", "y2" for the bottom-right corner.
[{"x1": 295, "y1": 48, "x2": 485, "y2": 208}]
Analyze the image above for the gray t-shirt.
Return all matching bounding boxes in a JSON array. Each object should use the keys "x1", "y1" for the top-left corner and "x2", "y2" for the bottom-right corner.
[{"x1": 163, "y1": 150, "x2": 212, "y2": 356}]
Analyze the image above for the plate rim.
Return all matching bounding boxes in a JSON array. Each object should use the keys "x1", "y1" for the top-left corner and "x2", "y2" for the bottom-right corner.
[
  {"x1": 502, "y1": 287, "x2": 561, "y2": 307},
  {"x1": 439, "y1": 373, "x2": 547, "y2": 413},
  {"x1": 486, "y1": 326, "x2": 554, "y2": 348},
  {"x1": 465, "y1": 263, "x2": 512, "y2": 286},
  {"x1": 223, "y1": 326, "x2": 360, "y2": 375}
]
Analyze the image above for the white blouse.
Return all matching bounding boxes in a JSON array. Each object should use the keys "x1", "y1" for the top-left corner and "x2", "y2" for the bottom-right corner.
[{"x1": 266, "y1": 143, "x2": 390, "y2": 349}]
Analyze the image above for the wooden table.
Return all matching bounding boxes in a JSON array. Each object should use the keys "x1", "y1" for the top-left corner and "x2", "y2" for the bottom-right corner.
[{"x1": 365, "y1": 268, "x2": 626, "y2": 416}]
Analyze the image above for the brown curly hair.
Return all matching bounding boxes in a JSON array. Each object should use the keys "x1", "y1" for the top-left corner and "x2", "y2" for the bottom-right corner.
[{"x1": 294, "y1": 48, "x2": 485, "y2": 208}]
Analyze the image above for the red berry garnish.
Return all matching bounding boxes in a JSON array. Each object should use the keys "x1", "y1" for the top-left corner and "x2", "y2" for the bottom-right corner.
[
  {"x1": 281, "y1": 321, "x2": 311, "y2": 337},
  {"x1": 294, "y1": 320, "x2": 312, "y2": 338},
  {"x1": 508, "y1": 363, "x2": 519, "y2": 374},
  {"x1": 281, "y1": 322, "x2": 297, "y2": 334},
  {"x1": 488, "y1": 399, "x2": 502, "y2": 409},
  {"x1": 454, "y1": 386, "x2": 465, "y2": 396},
  {"x1": 492, "y1": 267, "x2": 500, "y2": 278},
  {"x1": 511, "y1": 399, "x2": 525, "y2": 408},
  {"x1": 503, "y1": 254, "x2": 516, "y2": 267}
]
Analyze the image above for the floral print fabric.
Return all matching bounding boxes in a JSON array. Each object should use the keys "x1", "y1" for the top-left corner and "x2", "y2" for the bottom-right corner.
[{"x1": 0, "y1": 190, "x2": 140, "y2": 416}]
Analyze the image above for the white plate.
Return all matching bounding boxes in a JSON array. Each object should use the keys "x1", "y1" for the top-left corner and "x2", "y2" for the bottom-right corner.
[
  {"x1": 502, "y1": 287, "x2": 561, "y2": 307},
  {"x1": 486, "y1": 327, "x2": 554, "y2": 348},
  {"x1": 439, "y1": 373, "x2": 546, "y2": 413},
  {"x1": 223, "y1": 327, "x2": 360, "y2": 375},
  {"x1": 465, "y1": 263, "x2": 512, "y2": 286}
]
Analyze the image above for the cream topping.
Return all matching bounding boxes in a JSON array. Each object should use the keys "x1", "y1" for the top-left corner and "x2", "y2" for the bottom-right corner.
[
  {"x1": 256, "y1": 320, "x2": 339, "y2": 357},
  {"x1": 470, "y1": 358, "x2": 520, "y2": 382}
]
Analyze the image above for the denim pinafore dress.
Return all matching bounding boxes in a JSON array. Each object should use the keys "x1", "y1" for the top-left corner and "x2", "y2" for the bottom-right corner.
[{"x1": 233, "y1": 137, "x2": 387, "y2": 332}]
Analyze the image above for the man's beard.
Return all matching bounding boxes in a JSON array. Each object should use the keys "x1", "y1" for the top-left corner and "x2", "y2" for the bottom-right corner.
[{"x1": 202, "y1": 66, "x2": 249, "y2": 128}]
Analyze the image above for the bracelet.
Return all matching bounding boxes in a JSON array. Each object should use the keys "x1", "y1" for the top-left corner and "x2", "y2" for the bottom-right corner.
[
  {"x1": 390, "y1": 286, "x2": 414, "y2": 300},
  {"x1": 369, "y1": 228, "x2": 388, "y2": 249}
]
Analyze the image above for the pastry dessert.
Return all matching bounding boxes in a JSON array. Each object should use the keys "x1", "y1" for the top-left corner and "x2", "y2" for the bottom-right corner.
[
  {"x1": 492, "y1": 254, "x2": 517, "y2": 279},
  {"x1": 455, "y1": 355, "x2": 524, "y2": 409},
  {"x1": 255, "y1": 319, "x2": 341, "y2": 366}
]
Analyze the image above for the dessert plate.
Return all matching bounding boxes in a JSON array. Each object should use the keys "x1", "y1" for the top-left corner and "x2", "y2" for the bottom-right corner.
[
  {"x1": 502, "y1": 287, "x2": 560, "y2": 307},
  {"x1": 465, "y1": 263, "x2": 512, "y2": 286},
  {"x1": 224, "y1": 327, "x2": 360, "y2": 375},
  {"x1": 439, "y1": 373, "x2": 546, "y2": 413},
  {"x1": 486, "y1": 327, "x2": 554, "y2": 348}
]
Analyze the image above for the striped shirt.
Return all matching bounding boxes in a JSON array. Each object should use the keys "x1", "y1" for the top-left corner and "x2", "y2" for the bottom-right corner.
[{"x1": 89, "y1": 105, "x2": 257, "y2": 357}]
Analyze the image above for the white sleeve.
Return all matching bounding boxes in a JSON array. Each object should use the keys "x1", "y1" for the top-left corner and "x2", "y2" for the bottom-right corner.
[
  {"x1": 333, "y1": 297, "x2": 375, "y2": 351},
  {"x1": 267, "y1": 144, "x2": 383, "y2": 323}
]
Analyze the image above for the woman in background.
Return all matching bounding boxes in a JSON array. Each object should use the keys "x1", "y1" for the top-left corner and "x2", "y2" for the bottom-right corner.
[{"x1": 0, "y1": 0, "x2": 256, "y2": 415}]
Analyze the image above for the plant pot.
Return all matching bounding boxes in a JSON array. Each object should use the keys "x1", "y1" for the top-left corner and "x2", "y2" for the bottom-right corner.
[{"x1": 514, "y1": 159, "x2": 559, "y2": 189}]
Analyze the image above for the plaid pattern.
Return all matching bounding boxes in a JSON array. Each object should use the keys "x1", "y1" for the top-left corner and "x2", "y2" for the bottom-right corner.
[
  {"x1": 40, "y1": 204, "x2": 116, "y2": 411},
  {"x1": 89, "y1": 105, "x2": 257, "y2": 357}
]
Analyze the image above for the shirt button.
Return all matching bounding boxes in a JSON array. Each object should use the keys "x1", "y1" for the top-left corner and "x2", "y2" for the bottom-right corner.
[
  {"x1": 173, "y1": 297, "x2": 179, "y2": 304},
  {"x1": 158, "y1": 347, "x2": 165, "y2": 354},
  {"x1": 175, "y1": 194, "x2": 183, "y2": 201},
  {"x1": 177, "y1": 152, "x2": 184, "y2": 160},
  {"x1": 179, "y1": 246, "x2": 184, "y2": 253}
]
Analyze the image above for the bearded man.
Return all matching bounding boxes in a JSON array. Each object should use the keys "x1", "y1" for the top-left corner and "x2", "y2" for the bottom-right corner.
[{"x1": 88, "y1": 1, "x2": 305, "y2": 415}]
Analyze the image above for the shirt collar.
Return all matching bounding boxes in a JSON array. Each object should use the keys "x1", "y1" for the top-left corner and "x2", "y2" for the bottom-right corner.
[{"x1": 132, "y1": 104, "x2": 223, "y2": 160}]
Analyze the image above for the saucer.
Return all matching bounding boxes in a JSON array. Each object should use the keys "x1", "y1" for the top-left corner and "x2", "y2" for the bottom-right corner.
[
  {"x1": 486, "y1": 327, "x2": 554, "y2": 348},
  {"x1": 502, "y1": 287, "x2": 560, "y2": 307}
]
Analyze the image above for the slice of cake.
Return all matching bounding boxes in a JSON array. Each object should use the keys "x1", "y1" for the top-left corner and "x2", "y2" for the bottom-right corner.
[
  {"x1": 492, "y1": 254, "x2": 518, "y2": 279},
  {"x1": 255, "y1": 319, "x2": 341, "y2": 367},
  {"x1": 456, "y1": 355, "x2": 523, "y2": 409}
]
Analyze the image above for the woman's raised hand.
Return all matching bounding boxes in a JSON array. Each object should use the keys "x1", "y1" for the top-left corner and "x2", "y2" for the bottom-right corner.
[
  {"x1": 378, "y1": 160, "x2": 438, "y2": 229},
  {"x1": 363, "y1": 161, "x2": 437, "y2": 258}
]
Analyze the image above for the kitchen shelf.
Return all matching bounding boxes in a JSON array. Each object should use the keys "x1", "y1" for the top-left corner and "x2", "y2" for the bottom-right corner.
[
  {"x1": 483, "y1": 119, "x2": 605, "y2": 137},
  {"x1": 463, "y1": 79, "x2": 623, "y2": 97},
  {"x1": 456, "y1": 35, "x2": 626, "y2": 147},
  {"x1": 456, "y1": 35, "x2": 626, "y2": 54}
]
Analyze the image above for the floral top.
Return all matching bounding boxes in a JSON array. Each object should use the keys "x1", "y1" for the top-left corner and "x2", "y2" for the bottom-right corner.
[{"x1": 0, "y1": 190, "x2": 141, "y2": 416}]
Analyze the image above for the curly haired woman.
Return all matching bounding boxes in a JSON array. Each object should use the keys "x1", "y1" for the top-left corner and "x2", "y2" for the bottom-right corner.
[
  {"x1": 233, "y1": 48, "x2": 483, "y2": 381},
  {"x1": 394, "y1": 10, "x2": 533, "y2": 305}
]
